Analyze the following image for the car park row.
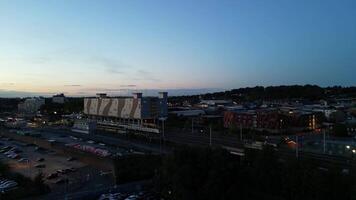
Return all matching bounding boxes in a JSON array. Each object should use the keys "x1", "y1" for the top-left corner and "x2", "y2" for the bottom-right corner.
[{"x1": 0, "y1": 178, "x2": 18, "y2": 193}]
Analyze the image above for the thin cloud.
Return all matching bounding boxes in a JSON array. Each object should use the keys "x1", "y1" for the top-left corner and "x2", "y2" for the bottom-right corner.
[
  {"x1": 64, "y1": 84, "x2": 82, "y2": 87},
  {"x1": 120, "y1": 85, "x2": 137, "y2": 88},
  {"x1": 1, "y1": 83, "x2": 15, "y2": 86},
  {"x1": 134, "y1": 69, "x2": 160, "y2": 82},
  {"x1": 89, "y1": 56, "x2": 131, "y2": 75}
]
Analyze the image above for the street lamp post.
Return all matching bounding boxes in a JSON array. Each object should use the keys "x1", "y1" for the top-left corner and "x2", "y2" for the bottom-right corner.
[
  {"x1": 159, "y1": 117, "x2": 167, "y2": 154},
  {"x1": 296, "y1": 135, "x2": 299, "y2": 158},
  {"x1": 209, "y1": 124, "x2": 212, "y2": 146},
  {"x1": 323, "y1": 129, "x2": 326, "y2": 154},
  {"x1": 192, "y1": 118, "x2": 194, "y2": 134}
]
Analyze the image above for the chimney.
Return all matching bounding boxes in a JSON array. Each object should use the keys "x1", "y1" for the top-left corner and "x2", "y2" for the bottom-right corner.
[
  {"x1": 96, "y1": 93, "x2": 107, "y2": 98},
  {"x1": 159, "y1": 92, "x2": 168, "y2": 99},
  {"x1": 133, "y1": 92, "x2": 143, "y2": 99}
]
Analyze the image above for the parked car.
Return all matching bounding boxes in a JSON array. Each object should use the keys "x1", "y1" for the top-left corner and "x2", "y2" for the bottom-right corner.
[
  {"x1": 46, "y1": 173, "x2": 58, "y2": 180},
  {"x1": 67, "y1": 157, "x2": 76, "y2": 161},
  {"x1": 8, "y1": 154, "x2": 20, "y2": 159},
  {"x1": 18, "y1": 158, "x2": 29, "y2": 163},
  {"x1": 125, "y1": 194, "x2": 139, "y2": 200},
  {"x1": 54, "y1": 178, "x2": 68, "y2": 184},
  {"x1": 99, "y1": 192, "x2": 127, "y2": 200},
  {"x1": 34, "y1": 164, "x2": 46, "y2": 168}
]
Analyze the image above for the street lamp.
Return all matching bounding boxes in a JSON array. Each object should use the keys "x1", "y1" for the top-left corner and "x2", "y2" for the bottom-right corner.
[
  {"x1": 159, "y1": 117, "x2": 167, "y2": 154},
  {"x1": 346, "y1": 145, "x2": 351, "y2": 149}
]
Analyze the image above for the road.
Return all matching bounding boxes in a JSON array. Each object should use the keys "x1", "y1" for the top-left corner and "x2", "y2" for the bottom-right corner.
[
  {"x1": 17, "y1": 127, "x2": 356, "y2": 170},
  {"x1": 31, "y1": 180, "x2": 148, "y2": 200}
]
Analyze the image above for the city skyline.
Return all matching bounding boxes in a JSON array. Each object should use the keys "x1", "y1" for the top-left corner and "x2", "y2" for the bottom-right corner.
[{"x1": 1, "y1": 0, "x2": 356, "y2": 97}]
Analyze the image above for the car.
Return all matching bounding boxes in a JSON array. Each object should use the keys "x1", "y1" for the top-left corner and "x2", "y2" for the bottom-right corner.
[
  {"x1": 67, "y1": 157, "x2": 76, "y2": 161},
  {"x1": 1, "y1": 146, "x2": 12, "y2": 150},
  {"x1": 46, "y1": 173, "x2": 58, "y2": 179},
  {"x1": 54, "y1": 178, "x2": 68, "y2": 184},
  {"x1": 70, "y1": 136, "x2": 78, "y2": 140},
  {"x1": 18, "y1": 158, "x2": 29, "y2": 163},
  {"x1": 34, "y1": 164, "x2": 46, "y2": 168},
  {"x1": 100, "y1": 171, "x2": 112, "y2": 176},
  {"x1": 125, "y1": 194, "x2": 139, "y2": 200},
  {"x1": 98, "y1": 143, "x2": 106, "y2": 146},
  {"x1": 36, "y1": 158, "x2": 45, "y2": 162},
  {"x1": 68, "y1": 167, "x2": 76, "y2": 172},
  {"x1": 63, "y1": 168, "x2": 73, "y2": 173},
  {"x1": 0, "y1": 149, "x2": 7, "y2": 153},
  {"x1": 56, "y1": 169, "x2": 65, "y2": 174},
  {"x1": 8, "y1": 154, "x2": 20, "y2": 159},
  {"x1": 4, "y1": 150, "x2": 14, "y2": 155},
  {"x1": 12, "y1": 149, "x2": 22, "y2": 153},
  {"x1": 87, "y1": 140, "x2": 95, "y2": 144},
  {"x1": 99, "y1": 193, "x2": 126, "y2": 200}
]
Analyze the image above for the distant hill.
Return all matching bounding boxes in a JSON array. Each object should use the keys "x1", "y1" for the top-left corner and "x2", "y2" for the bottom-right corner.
[{"x1": 168, "y1": 85, "x2": 356, "y2": 104}]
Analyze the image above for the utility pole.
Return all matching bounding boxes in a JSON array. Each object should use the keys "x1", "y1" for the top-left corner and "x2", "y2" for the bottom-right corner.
[
  {"x1": 162, "y1": 119, "x2": 165, "y2": 147},
  {"x1": 323, "y1": 129, "x2": 326, "y2": 154},
  {"x1": 209, "y1": 124, "x2": 212, "y2": 146},
  {"x1": 191, "y1": 118, "x2": 194, "y2": 134},
  {"x1": 296, "y1": 135, "x2": 299, "y2": 158},
  {"x1": 162, "y1": 119, "x2": 165, "y2": 139}
]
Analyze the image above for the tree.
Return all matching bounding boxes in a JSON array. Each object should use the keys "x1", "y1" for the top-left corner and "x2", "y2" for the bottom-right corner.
[
  {"x1": 33, "y1": 172, "x2": 50, "y2": 194},
  {"x1": 333, "y1": 123, "x2": 348, "y2": 137}
]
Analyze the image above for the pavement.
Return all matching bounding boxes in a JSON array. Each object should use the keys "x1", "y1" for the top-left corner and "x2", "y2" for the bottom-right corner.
[{"x1": 0, "y1": 132, "x2": 116, "y2": 199}]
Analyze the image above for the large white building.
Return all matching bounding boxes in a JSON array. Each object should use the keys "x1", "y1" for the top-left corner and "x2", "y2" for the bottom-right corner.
[
  {"x1": 18, "y1": 97, "x2": 45, "y2": 114},
  {"x1": 52, "y1": 93, "x2": 66, "y2": 104}
]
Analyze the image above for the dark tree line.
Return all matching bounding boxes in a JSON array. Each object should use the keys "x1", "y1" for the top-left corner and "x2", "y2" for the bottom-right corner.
[
  {"x1": 155, "y1": 146, "x2": 356, "y2": 200},
  {"x1": 0, "y1": 98, "x2": 21, "y2": 112},
  {"x1": 169, "y1": 85, "x2": 356, "y2": 104},
  {"x1": 0, "y1": 161, "x2": 50, "y2": 200}
]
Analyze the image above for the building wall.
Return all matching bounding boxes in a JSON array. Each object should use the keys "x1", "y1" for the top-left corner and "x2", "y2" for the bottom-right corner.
[
  {"x1": 53, "y1": 97, "x2": 65, "y2": 104},
  {"x1": 224, "y1": 111, "x2": 255, "y2": 128},
  {"x1": 84, "y1": 98, "x2": 142, "y2": 119},
  {"x1": 18, "y1": 98, "x2": 45, "y2": 114}
]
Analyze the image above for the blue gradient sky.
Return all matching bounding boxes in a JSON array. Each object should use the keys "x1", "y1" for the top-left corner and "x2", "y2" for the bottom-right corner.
[{"x1": 0, "y1": 0, "x2": 355, "y2": 96}]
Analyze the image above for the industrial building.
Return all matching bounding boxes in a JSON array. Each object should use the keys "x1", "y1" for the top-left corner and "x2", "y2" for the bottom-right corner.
[{"x1": 83, "y1": 92, "x2": 168, "y2": 133}]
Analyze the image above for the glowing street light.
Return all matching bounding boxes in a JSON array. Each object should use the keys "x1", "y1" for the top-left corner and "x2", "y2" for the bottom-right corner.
[
  {"x1": 352, "y1": 149, "x2": 356, "y2": 154},
  {"x1": 346, "y1": 145, "x2": 351, "y2": 149}
]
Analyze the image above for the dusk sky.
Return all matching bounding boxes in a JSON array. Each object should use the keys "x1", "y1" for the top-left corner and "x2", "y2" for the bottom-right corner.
[{"x1": 0, "y1": 0, "x2": 355, "y2": 97}]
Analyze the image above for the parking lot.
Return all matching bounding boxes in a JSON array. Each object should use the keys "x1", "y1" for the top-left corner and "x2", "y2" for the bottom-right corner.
[
  {"x1": 31, "y1": 129, "x2": 139, "y2": 158},
  {"x1": 0, "y1": 135, "x2": 115, "y2": 194}
]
